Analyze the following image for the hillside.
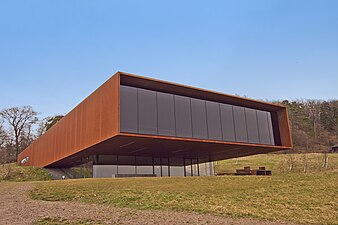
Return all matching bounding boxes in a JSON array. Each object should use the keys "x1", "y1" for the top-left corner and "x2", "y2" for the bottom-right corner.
[
  {"x1": 215, "y1": 153, "x2": 338, "y2": 174},
  {"x1": 29, "y1": 153, "x2": 338, "y2": 225},
  {"x1": 276, "y1": 99, "x2": 338, "y2": 152},
  {"x1": 0, "y1": 163, "x2": 51, "y2": 182}
]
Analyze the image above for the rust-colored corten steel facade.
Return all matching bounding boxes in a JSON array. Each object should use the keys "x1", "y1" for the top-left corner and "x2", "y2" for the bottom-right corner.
[{"x1": 18, "y1": 72, "x2": 292, "y2": 172}]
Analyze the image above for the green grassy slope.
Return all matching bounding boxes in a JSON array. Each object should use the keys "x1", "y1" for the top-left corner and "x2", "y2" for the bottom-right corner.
[
  {"x1": 215, "y1": 153, "x2": 338, "y2": 175},
  {"x1": 0, "y1": 163, "x2": 51, "y2": 182},
  {"x1": 30, "y1": 154, "x2": 338, "y2": 224}
]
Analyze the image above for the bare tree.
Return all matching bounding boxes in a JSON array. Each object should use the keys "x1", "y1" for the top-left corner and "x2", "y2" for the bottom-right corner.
[
  {"x1": 37, "y1": 117, "x2": 50, "y2": 137},
  {"x1": 0, "y1": 118, "x2": 7, "y2": 147},
  {"x1": 0, "y1": 106, "x2": 38, "y2": 158},
  {"x1": 37, "y1": 115, "x2": 64, "y2": 137},
  {"x1": 0, "y1": 119, "x2": 12, "y2": 177},
  {"x1": 304, "y1": 100, "x2": 322, "y2": 138}
]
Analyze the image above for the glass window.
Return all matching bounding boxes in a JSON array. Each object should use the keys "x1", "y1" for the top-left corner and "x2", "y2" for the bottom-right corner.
[
  {"x1": 174, "y1": 96, "x2": 193, "y2": 138},
  {"x1": 185, "y1": 158, "x2": 192, "y2": 176},
  {"x1": 206, "y1": 101, "x2": 222, "y2": 141},
  {"x1": 157, "y1": 92, "x2": 176, "y2": 136},
  {"x1": 257, "y1": 110, "x2": 271, "y2": 145},
  {"x1": 136, "y1": 156, "x2": 153, "y2": 174},
  {"x1": 154, "y1": 158, "x2": 161, "y2": 177},
  {"x1": 120, "y1": 86, "x2": 138, "y2": 133},
  {"x1": 118, "y1": 156, "x2": 136, "y2": 174},
  {"x1": 245, "y1": 108, "x2": 260, "y2": 144},
  {"x1": 192, "y1": 159, "x2": 199, "y2": 176},
  {"x1": 97, "y1": 155, "x2": 117, "y2": 165},
  {"x1": 220, "y1": 104, "x2": 236, "y2": 142},
  {"x1": 93, "y1": 165, "x2": 117, "y2": 178},
  {"x1": 191, "y1": 98, "x2": 208, "y2": 139},
  {"x1": 161, "y1": 158, "x2": 169, "y2": 176},
  {"x1": 138, "y1": 89, "x2": 158, "y2": 135},
  {"x1": 233, "y1": 106, "x2": 248, "y2": 142},
  {"x1": 267, "y1": 112, "x2": 275, "y2": 145},
  {"x1": 169, "y1": 157, "x2": 184, "y2": 176}
]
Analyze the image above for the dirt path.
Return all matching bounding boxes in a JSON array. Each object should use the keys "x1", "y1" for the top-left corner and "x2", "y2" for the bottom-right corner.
[{"x1": 0, "y1": 182, "x2": 295, "y2": 225}]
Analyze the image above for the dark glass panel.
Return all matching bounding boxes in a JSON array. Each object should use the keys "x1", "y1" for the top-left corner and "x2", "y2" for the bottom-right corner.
[
  {"x1": 267, "y1": 112, "x2": 275, "y2": 145},
  {"x1": 191, "y1": 98, "x2": 208, "y2": 139},
  {"x1": 206, "y1": 101, "x2": 222, "y2": 141},
  {"x1": 97, "y1": 155, "x2": 118, "y2": 165},
  {"x1": 220, "y1": 104, "x2": 236, "y2": 141},
  {"x1": 233, "y1": 106, "x2": 248, "y2": 142},
  {"x1": 120, "y1": 85, "x2": 138, "y2": 133},
  {"x1": 138, "y1": 88, "x2": 158, "y2": 135},
  {"x1": 174, "y1": 95, "x2": 193, "y2": 138},
  {"x1": 245, "y1": 108, "x2": 260, "y2": 144},
  {"x1": 257, "y1": 110, "x2": 271, "y2": 145},
  {"x1": 157, "y1": 92, "x2": 176, "y2": 136},
  {"x1": 118, "y1": 155, "x2": 135, "y2": 165}
]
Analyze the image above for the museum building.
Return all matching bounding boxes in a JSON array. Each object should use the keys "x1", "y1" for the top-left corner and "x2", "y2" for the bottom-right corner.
[{"x1": 18, "y1": 72, "x2": 292, "y2": 178}]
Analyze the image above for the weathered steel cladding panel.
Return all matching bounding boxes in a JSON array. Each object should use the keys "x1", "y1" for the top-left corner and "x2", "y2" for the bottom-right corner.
[{"x1": 18, "y1": 74, "x2": 120, "y2": 167}]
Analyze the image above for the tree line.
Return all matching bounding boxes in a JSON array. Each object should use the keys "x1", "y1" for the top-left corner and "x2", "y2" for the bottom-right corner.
[
  {"x1": 0, "y1": 106, "x2": 63, "y2": 163},
  {"x1": 275, "y1": 99, "x2": 338, "y2": 152},
  {"x1": 0, "y1": 100, "x2": 337, "y2": 163}
]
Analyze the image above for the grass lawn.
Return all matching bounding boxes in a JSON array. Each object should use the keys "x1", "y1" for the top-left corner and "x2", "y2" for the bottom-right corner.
[
  {"x1": 30, "y1": 153, "x2": 338, "y2": 225},
  {"x1": 215, "y1": 153, "x2": 338, "y2": 175}
]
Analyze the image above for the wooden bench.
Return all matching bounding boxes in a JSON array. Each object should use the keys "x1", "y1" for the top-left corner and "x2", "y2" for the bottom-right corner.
[{"x1": 235, "y1": 166, "x2": 272, "y2": 176}]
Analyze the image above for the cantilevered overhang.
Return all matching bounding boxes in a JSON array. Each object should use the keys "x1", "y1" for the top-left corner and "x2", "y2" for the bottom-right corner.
[
  {"x1": 18, "y1": 72, "x2": 292, "y2": 168},
  {"x1": 48, "y1": 133, "x2": 291, "y2": 168}
]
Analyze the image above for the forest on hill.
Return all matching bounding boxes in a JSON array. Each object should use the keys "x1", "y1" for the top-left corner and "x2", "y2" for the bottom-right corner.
[
  {"x1": 1, "y1": 99, "x2": 337, "y2": 163},
  {"x1": 275, "y1": 99, "x2": 338, "y2": 152}
]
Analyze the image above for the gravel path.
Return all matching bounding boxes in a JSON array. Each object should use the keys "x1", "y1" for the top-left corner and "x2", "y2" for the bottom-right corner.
[{"x1": 0, "y1": 182, "x2": 295, "y2": 225}]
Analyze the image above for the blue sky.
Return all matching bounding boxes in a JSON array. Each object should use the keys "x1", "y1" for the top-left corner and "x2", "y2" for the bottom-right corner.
[{"x1": 0, "y1": 0, "x2": 337, "y2": 118}]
